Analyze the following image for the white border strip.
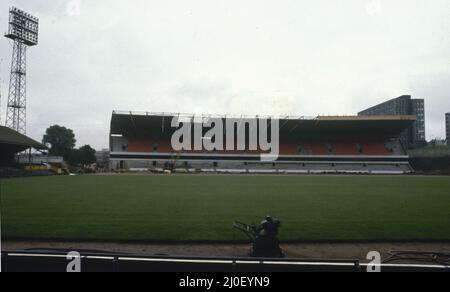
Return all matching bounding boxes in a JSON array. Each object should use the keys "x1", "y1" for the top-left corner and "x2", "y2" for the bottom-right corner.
[
  {"x1": 6, "y1": 253, "x2": 449, "y2": 270},
  {"x1": 119, "y1": 257, "x2": 233, "y2": 264},
  {"x1": 360, "y1": 263, "x2": 450, "y2": 269}
]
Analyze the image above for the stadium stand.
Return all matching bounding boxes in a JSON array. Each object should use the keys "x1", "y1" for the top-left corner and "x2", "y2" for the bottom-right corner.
[
  {"x1": 0, "y1": 126, "x2": 47, "y2": 164},
  {"x1": 109, "y1": 112, "x2": 416, "y2": 174},
  {"x1": 0, "y1": 126, "x2": 50, "y2": 178}
]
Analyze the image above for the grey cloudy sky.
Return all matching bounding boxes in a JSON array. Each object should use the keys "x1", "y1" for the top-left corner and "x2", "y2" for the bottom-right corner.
[{"x1": 0, "y1": 0, "x2": 449, "y2": 150}]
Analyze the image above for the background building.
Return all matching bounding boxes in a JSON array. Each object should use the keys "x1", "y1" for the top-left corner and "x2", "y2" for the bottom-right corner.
[
  {"x1": 358, "y1": 95, "x2": 426, "y2": 148},
  {"x1": 446, "y1": 113, "x2": 450, "y2": 145},
  {"x1": 429, "y1": 138, "x2": 446, "y2": 146}
]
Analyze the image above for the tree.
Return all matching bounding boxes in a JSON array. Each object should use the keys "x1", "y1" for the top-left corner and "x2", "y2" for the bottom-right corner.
[
  {"x1": 43, "y1": 125, "x2": 76, "y2": 159},
  {"x1": 67, "y1": 145, "x2": 97, "y2": 166},
  {"x1": 78, "y1": 145, "x2": 97, "y2": 166},
  {"x1": 67, "y1": 149, "x2": 82, "y2": 166}
]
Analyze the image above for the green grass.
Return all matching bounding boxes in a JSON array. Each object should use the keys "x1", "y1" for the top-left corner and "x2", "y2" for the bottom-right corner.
[{"x1": 1, "y1": 175, "x2": 450, "y2": 242}]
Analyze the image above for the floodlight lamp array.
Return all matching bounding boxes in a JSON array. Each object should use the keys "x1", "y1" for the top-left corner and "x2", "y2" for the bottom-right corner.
[{"x1": 5, "y1": 7, "x2": 39, "y2": 46}]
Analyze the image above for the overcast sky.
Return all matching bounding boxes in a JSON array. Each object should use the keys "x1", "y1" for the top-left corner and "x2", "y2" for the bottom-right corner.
[{"x1": 0, "y1": 0, "x2": 449, "y2": 149}]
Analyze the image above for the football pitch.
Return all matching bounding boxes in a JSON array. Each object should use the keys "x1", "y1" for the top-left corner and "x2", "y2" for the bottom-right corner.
[{"x1": 1, "y1": 175, "x2": 450, "y2": 242}]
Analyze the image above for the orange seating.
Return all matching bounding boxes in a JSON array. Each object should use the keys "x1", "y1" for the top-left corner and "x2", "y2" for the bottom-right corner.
[
  {"x1": 128, "y1": 138, "x2": 174, "y2": 153},
  {"x1": 156, "y1": 140, "x2": 173, "y2": 152},
  {"x1": 361, "y1": 141, "x2": 390, "y2": 155},
  {"x1": 332, "y1": 142, "x2": 359, "y2": 155},
  {"x1": 308, "y1": 143, "x2": 330, "y2": 155},
  {"x1": 127, "y1": 136, "x2": 393, "y2": 156},
  {"x1": 128, "y1": 138, "x2": 153, "y2": 152},
  {"x1": 279, "y1": 142, "x2": 299, "y2": 155}
]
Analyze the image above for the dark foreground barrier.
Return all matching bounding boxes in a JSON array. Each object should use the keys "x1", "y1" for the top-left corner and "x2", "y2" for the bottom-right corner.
[
  {"x1": 410, "y1": 156, "x2": 450, "y2": 174},
  {"x1": 2, "y1": 251, "x2": 450, "y2": 272}
]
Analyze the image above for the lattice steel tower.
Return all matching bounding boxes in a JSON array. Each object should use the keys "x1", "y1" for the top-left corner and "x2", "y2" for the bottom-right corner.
[{"x1": 4, "y1": 7, "x2": 39, "y2": 134}]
